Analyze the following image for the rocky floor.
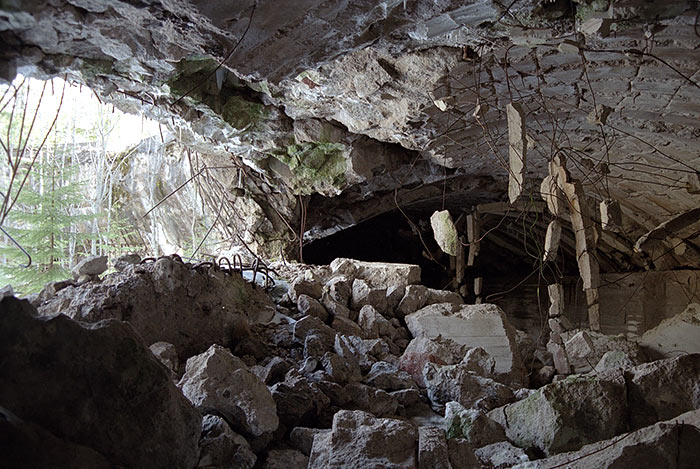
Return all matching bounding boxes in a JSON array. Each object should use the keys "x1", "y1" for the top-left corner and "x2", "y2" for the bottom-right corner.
[{"x1": 1, "y1": 255, "x2": 699, "y2": 468}]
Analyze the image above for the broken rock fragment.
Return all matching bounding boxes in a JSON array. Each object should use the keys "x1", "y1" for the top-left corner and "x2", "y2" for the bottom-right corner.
[
  {"x1": 0, "y1": 296, "x2": 201, "y2": 468},
  {"x1": 637, "y1": 303, "x2": 700, "y2": 357},
  {"x1": 405, "y1": 302, "x2": 524, "y2": 381},
  {"x1": 198, "y1": 415, "x2": 256, "y2": 469},
  {"x1": 488, "y1": 374, "x2": 627, "y2": 456},
  {"x1": 423, "y1": 362, "x2": 515, "y2": 412},
  {"x1": 308, "y1": 410, "x2": 417, "y2": 468},
  {"x1": 430, "y1": 209, "x2": 460, "y2": 256},
  {"x1": 178, "y1": 344, "x2": 279, "y2": 437}
]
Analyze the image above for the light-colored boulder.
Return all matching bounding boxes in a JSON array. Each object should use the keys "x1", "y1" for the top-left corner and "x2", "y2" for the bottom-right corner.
[
  {"x1": 198, "y1": 415, "x2": 256, "y2": 469},
  {"x1": 423, "y1": 362, "x2": 515, "y2": 412},
  {"x1": 430, "y1": 210, "x2": 459, "y2": 256},
  {"x1": 351, "y1": 279, "x2": 387, "y2": 312},
  {"x1": 626, "y1": 353, "x2": 700, "y2": 429},
  {"x1": 513, "y1": 419, "x2": 700, "y2": 468},
  {"x1": 330, "y1": 258, "x2": 421, "y2": 290},
  {"x1": 476, "y1": 442, "x2": 530, "y2": 469},
  {"x1": 325, "y1": 276, "x2": 352, "y2": 306},
  {"x1": 71, "y1": 255, "x2": 108, "y2": 277},
  {"x1": 308, "y1": 410, "x2": 417, "y2": 468},
  {"x1": 488, "y1": 375, "x2": 627, "y2": 456},
  {"x1": 358, "y1": 304, "x2": 396, "y2": 339},
  {"x1": 178, "y1": 345, "x2": 279, "y2": 437},
  {"x1": 406, "y1": 303, "x2": 524, "y2": 381},
  {"x1": 365, "y1": 361, "x2": 415, "y2": 391},
  {"x1": 270, "y1": 372, "x2": 330, "y2": 428},
  {"x1": 461, "y1": 347, "x2": 496, "y2": 378},
  {"x1": 0, "y1": 296, "x2": 201, "y2": 468},
  {"x1": 398, "y1": 336, "x2": 470, "y2": 386},
  {"x1": 638, "y1": 303, "x2": 700, "y2": 358},
  {"x1": 560, "y1": 329, "x2": 649, "y2": 374},
  {"x1": 396, "y1": 285, "x2": 430, "y2": 317}
]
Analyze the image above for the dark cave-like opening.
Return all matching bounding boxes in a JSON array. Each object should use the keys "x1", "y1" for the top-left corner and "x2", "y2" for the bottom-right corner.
[{"x1": 302, "y1": 208, "x2": 578, "y2": 295}]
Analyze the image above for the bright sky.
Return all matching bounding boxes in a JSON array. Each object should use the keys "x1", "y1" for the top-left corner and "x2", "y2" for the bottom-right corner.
[{"x1": 4, "y1": 75, "x2": 161, "y2": 153}]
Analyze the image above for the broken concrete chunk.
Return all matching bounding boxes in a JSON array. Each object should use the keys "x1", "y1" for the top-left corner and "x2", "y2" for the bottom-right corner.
[
  {"x1": 513, "y1": 417, "x2": 700, "y2": 468},
  {"x1": 626, "y1": 353, "x2": 700, "y2": 429},
  {"x1": 418, "y1": 426, "x2": 451, "y2": 469},
  {"x1": 560, "y1": 329, "x2": 648, "y2": 374},
  {"x1": 71, "y1": 255, "x2": 108, "y2": 278},
  {"x1": 330, "y1": 258, "x2": 421, "y2": 290},
  {"x1": 262, "y1": 449, "x2": 309, "y2": 469},
  {"x1": 546, "y1": 341, "x2": 571, "y2": 374},
  {"x1": 271, "y1": 372, "x2": 330, "y2": 428},
  {"x1": 543, "y1": 219, "x2": 561, "y2": 262},
  {"x1": 398, "y1": 336, "x2": 470, "y2": 386},
  {"x1": 635, "y1": 207, "x2": 700, "y2": 254},
  {"x1": 289, "y1": 278, "x2": 324, "y2": 303},
  {"x1": 405, "y1": 303, "x2": 524, "y2": 381},
  {"x1": 445, "y1": 402, "x2": 507, "y2": 447},
  {"x1": 540, "y1": 174, "x2": 566, "y2": 217},
  {"x1": 506, "y1": 102, "x2": 527, "y2": 204},
  {"x1": 149, "y1": 341, "x2": 179, "y2": 376},
  {"x1": 178, "y1": 345, "x2": 279, "y2": 437},
  {"x1": 350, "y1": 279, "x2": 387, "y2": 312},
  {"x1": 488, "y1": 375, "x2": 627, "y2": 456},
  {"x1": 423, "y1": 362, "x2": 515, "y2": 412},
  {"x1": 0, "y1": 297, "x2": 201, "y2": 468},
  {"x1": 307, "y1": 410, "x2": 417, "y2": 469},
  {"x1": 461, "y1": 347, "x2": 496, "y2": 378},
  {"x1": 547, "y1": 283, "x2": 565, "y2": 317},
  {"x1": 198, "y1": 415, "x2": 256, "y2": 469},
  {"x1": 358, "y1": 304, "x2": 396, "y2": 339},
  {"x1": 476, "y1": 441, "x2": 530, "y2": 468},
  {"x1": 600, "y1": 199, "x2": 623, "y2": 232},
  {"x1": 430, "y1": 210, "x2": 459, "y2": 256},
  {"x1": 637, "y1": 303, "x2": 700, "y2": 357},
  {"x1": 564, "y1": 330, "x2": 595, "y2": 359},
  {"x1": 297, "y1": 294, "x2": 329, "y2": 321},
  {"x1": 687, "y1": 172, "x2": 700, "y2": 194},
  {"x1": 396, "y1": 284, "x2": 430, "y2": 317}
]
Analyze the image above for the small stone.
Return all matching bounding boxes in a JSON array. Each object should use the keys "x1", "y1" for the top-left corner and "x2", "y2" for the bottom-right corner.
[
  {"x1": 71, "y1": 255, "x2": 108, "y2": 278},
  {"x1": 297, "y1": 294, "x2": 328, "y2": 321},
  {"x1": 198, "y1": 415, "x2": 256, "y2": 469},
  {"x1": 149, "y1": 341, "x2": 179, "y2": 376},
  {"x1": 564, "y1": 331, "x2": 595, "y2": 359}
]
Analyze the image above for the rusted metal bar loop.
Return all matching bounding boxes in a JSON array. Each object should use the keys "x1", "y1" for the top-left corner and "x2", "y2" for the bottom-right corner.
[
  {"x1": 171, "y1": 253, "x2": 183, "y2": 263},
  {"x1": 139, "y1": 257, "x2": 156, "y2": 264},
  {"x1": 192, "y1": 261, "x2": 213, "y2": 271},
  {"x1": 251, "y1": 258, "x2": 259, "y2": 285},
  {"x1": 232, "y1": 254, "x2": 243, "y2": 273},
  {"x1": 218, "y1": 257, "x2": 233, "y2": 275}
]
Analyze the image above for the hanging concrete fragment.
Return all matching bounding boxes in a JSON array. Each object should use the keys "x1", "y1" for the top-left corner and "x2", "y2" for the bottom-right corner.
[
  {"x1": 506, "y1": 102, "x2": 527, "y2": 204},
  {"x1": 600, "y1": 199, "x2": 623, "y2": 232},
  {"x1": 635, "y1": 207, "x2": 700, "y2": 255},
  {"x1": 430, "y1": 210, "x2": 459, "y2": 256},
  {"x1": 540, "y1": 174, "x2": 566, "y2": 218},
  {"x1": 543, "y1": 220, "x2": 562, "y2": 263},
  {"x1": 548, "y1": 283, "x2": 565, "y2": 318},
  {"x1": 687, "y1": 172, "x2": 700, "y2": 194}
]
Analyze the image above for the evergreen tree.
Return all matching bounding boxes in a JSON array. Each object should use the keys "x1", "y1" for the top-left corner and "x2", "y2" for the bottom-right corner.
[{"x1": 0, "y1": 159, "x2": 95, "y2": 294}]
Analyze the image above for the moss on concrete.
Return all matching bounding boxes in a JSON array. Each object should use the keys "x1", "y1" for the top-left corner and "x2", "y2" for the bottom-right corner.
[
  {"x1": 166, "y1": 56, "x2": 268, "y2": 130},
  {"x1": 269, "y1": 140, "x2": 348, "y2": 196}
]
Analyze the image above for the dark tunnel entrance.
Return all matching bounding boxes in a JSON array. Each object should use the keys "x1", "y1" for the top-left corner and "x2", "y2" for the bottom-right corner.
[{"x1": 302, "y1": 207, "x2": 582, "y2": 295}]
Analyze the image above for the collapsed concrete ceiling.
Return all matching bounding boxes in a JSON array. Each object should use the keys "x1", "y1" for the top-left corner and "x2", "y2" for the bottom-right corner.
[{"x1": 2, "y1": 0, "x2": 700, "y2": 270}]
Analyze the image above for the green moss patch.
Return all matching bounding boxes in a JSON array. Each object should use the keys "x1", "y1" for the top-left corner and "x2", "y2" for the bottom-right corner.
[{"x1": 269, "y1": 140, "x2": 348, "y2": 196}]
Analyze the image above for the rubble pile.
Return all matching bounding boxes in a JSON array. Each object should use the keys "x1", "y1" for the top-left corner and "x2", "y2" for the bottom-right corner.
[{"x1": 1, "y1": 256, "x2": 699, "y2": 468}]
